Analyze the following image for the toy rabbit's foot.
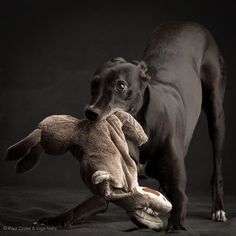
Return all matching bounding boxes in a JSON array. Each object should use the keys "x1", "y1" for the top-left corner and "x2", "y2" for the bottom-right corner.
[
  {"x1": 143, "y1": 206, "x2": 159, "y2": 216},
  {"x1": 37, "y1": 211, "x2": 74, "y2": 228},
  {"x1": 130, "y1": 209, "x2": 163, "y2": 230},
  {"x1": 211, "y1": 210, "x2": 227, "y2": 222},
  {"x1": 92, "y1": 171, "x2": 110, "y2": 184},
  {"x1": 137, "y1": 186, "x2": 172, "y2": 213}
]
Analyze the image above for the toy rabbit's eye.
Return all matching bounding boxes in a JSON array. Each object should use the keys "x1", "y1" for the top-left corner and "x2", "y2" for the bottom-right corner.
[{"x1": 115, "y1": 80, "x2": 127, "y2": 92}]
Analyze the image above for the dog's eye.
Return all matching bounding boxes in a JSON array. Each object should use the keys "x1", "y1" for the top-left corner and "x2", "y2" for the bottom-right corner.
[{"x1": 116, "y1": 81, "x2": 127, "y2": 92}]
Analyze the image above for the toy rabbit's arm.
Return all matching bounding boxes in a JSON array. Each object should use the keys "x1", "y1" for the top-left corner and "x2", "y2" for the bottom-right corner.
[
  {"x1": 91, "y1": 171, "x2": 134, "y2": 200},
  {"x1": 114, "y1": 111, "x2": 148, "y2": 146}
]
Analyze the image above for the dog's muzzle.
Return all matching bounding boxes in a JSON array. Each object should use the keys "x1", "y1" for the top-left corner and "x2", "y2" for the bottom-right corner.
[{"x1": 84, "y1": 106, "x2": 101, "y2": 121}]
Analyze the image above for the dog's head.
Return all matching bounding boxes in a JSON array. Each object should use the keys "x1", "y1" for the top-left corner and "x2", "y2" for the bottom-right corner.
[{"x1": 84, "y1": 57, "x2": 150, "y2": 121}]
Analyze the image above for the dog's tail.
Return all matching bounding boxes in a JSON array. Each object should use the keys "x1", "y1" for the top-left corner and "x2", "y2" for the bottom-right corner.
[{"x1": 5, "y1": 129, "x2": 43, "y2": 174}]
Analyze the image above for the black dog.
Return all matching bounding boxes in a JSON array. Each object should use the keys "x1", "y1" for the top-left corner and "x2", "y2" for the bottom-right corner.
[
  {"x1": 38, "y1": 22, "x2": 227, "y2": 231},
  {"x1": 84, "y1": 21, "x2": 227, "y2": 230}
]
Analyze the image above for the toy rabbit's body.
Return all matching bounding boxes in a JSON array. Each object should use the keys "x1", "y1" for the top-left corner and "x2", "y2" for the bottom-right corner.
[
  {"x1": 6, "y1": 111, "x2": 172, "y2": 230},
  {"x1": 39, "y1": 112, "x2": 144, "y2": 197}
]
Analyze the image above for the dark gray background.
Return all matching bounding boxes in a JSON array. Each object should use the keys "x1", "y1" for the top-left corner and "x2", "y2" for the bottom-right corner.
[{"x1": 0, "y1": 0, "x2": 235, "y2": 196}]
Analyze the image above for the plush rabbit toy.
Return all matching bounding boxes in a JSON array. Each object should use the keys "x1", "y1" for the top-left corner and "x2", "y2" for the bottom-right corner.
[{"x1": 6, "y1": 111, "x2": 172, "y2": 230}]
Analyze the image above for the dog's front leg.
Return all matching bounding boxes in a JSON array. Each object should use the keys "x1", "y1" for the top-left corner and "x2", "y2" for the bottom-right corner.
[
  {"x1": 38, "y1": 194, "x2": 108, "y2": 228},
  {"x1": 159, "y1": 157, "x2": 188, "y2": 232},
  {"x1": 145, "y1": 145, "x2": 188, "y2": 232}
]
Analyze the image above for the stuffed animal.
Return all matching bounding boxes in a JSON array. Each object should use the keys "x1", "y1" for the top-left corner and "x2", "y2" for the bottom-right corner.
[{"x1": 5, "y1": 111, "x2": 172, "y2": 230}]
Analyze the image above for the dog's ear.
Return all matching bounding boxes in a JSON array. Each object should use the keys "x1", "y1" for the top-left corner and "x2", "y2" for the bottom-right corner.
[
  {"x1": 111, "y1": 57, "x2": 126, "y2": 63},
  {"x1": 94, "y1": 57, "x2": 127, "y2": 76},
  {"x1": 136, "y1": 61, "x2": 150, "y2": 82}
]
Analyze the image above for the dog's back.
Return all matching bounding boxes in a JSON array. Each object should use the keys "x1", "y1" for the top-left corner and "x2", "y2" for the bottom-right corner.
[
  {"x1": 139, "y1": 21, "x2": 226, "y2": 228},
  {"x1": 142, "y1": 22, "x2": 223, "y2": 151}
]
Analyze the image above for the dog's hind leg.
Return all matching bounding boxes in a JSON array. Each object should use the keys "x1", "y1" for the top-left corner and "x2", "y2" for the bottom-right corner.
[
  {"x1": 5, "y1": 129, "x2": 41, "y2": 161},
  {"x1": 201, "y1": 42, "x2": 227, "y2": 221}
]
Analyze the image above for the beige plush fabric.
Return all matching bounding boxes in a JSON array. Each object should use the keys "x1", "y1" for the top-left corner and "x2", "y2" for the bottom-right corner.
[
  {"x1": 38, "y1": 111, "x2": 148, "y2": 196},
  {"x1": 6, "y1": 111, "x2": 172, "y2": 230}
]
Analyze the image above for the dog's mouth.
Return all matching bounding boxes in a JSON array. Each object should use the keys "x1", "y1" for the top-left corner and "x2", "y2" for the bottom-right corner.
[
  {"x1": 84, "y1": 105, "x2": 125, "y2": 121},
  {"x1": 101, "y1": 107, "x2": 126, "y2": 120}
]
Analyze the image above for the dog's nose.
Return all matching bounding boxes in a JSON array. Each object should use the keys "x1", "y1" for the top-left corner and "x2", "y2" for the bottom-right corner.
[{"x1": 84, "y1": 107, "x2": 100, "y2": 121}]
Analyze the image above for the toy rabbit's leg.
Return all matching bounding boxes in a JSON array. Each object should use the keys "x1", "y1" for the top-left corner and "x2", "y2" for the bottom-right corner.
[
  {"x1": 92, "y1": 171, "x2": 133, "y2": 200},
  {"x1": 91, "y1": 170, "x2": 110, "y2": 184},
  {"x1": 97, "y1": 179, "x2": 133, "y2": 201},
  {"x1": 38, "y1": 194, "x2": 108, "y2": 228},
  {"x1": 113, "y1": 188, "x2": 170, "y2": 230},
  {"x1": 136, "y1": 186, "x2": 172, "y2": 213},
  {"x1": 115, "y1": 191, "x2": 164, "y2": 230},
  {"x1": 105, "y1": 189, "x2": 133, "y2": 200},
  {"x1": 129, "y1": 209, "x2": 164, "y2": 230}
]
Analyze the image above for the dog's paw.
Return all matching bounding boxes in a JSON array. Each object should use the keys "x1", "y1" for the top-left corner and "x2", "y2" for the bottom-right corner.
[
  {"x1": 37, "y1": 212, "x2": 73, "y2": 228},
  {"x1": 92, "y1": 171, "x2": 110, "y2": 185},
  {"x1": 212, "y1": 210, "x2": 227, "y2": 222},
  {"x1": 166, "y1": 222, "x2": 187, "y2": 232}
]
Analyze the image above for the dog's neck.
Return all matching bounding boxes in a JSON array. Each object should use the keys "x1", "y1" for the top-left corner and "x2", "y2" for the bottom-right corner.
[
  {"x1": 134, "y1": 82, "x2": 170, "y2": 139},
  {"x1": 133, "y1": 85, "x2": 150, "y2": 125}
]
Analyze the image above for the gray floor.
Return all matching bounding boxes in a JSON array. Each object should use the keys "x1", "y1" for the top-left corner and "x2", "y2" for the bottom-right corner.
[{"x1": 0, "y1": 187, "x2": 236, "y2": 236}]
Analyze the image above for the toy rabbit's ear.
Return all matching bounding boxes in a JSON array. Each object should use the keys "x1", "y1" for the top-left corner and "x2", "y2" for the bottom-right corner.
[
  {"x1": 16, "y1": 144, "x2": 42, "y2": 174},
  {"x1": 5, "y1": 129, "x2": 41, "y2": 161}
]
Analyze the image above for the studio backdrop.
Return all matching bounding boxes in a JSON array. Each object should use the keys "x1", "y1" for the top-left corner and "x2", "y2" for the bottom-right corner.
[{"x1": 0, "y1": 0, "x2": 235, "y2": 196}]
